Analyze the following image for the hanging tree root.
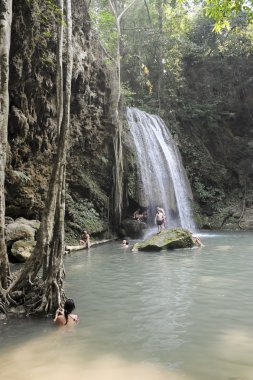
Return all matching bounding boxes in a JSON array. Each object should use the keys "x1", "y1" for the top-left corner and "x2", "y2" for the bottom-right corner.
[
  {"x1": 0, "y1": 302, "x2": 7, "y2": 314},
  {"x1": 238, "y1": 197, "x2": 246, "y2": 229},
  {"x1": 0, "y1": 275, "x2": 44, "y2": 316},
  {"x1": 22, "y1": 273, "x2": 66, "y2": 316},
  {"x1": 1, "y1": 262, "x2": 66, "y2": 317}
]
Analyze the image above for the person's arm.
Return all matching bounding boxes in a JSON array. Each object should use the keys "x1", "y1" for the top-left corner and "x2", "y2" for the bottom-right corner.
[{"x1": 54, "y1": 308, "x2": 63, "y2": 322}]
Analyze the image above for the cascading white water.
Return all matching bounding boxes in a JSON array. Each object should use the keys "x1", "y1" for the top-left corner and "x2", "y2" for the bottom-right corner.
[{"x1": 127, "y1": 107, "x2": 195, "y2": 231}]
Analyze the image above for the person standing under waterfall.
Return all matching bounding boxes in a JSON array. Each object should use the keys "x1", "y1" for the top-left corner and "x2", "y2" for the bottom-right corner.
[
  {"x1": 156, "y1": 207, "x2": 166, "y2": 228},
  {"x1": 155, "y1": 208, "x2": 165, "y2": 233}
]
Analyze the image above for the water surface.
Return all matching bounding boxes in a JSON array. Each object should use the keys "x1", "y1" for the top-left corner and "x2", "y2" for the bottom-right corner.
[{"x1": 1, "y1": 231, "x2": 253, "y2": 380}]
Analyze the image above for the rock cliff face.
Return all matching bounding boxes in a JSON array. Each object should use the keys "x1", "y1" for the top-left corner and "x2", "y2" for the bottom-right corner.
[
  {"x1": 173, "y1": 57, "x2": 253, "y2": 229},
  {"x1": 6, "y1": 0, "x2": 115, "y2": 242}
]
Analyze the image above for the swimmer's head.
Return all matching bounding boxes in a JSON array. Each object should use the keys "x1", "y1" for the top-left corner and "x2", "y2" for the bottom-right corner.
[{"x1": 64, "y1": 298, "x2": 75, "y2": 314}]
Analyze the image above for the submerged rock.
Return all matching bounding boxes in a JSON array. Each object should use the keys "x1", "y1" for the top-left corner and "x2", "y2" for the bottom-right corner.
[{"x1": 132, "y1": 228, "x2": 195, "y2": 252}]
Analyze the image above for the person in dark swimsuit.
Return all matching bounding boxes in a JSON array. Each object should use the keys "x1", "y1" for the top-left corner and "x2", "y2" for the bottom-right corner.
[
  {"x1": 155, "y1": 210, "x2": 165, "y2": 233},
  {"x1": 54, "y1": 298, "x2": 79, "y2": 326},
  {"x1": 79, "y1": 230, "x2": 91, "y2": 248}
]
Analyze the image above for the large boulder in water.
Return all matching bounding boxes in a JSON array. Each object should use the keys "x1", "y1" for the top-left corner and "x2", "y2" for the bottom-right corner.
[{"x1": 132, "y1": 228, "x2": 195, "y2": 251}]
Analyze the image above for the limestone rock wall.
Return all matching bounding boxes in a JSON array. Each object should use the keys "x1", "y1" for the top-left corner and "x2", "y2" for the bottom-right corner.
[
  {"x1": 6, "y1": 0, "x2": 115, "y2": 242},
  {"x1": 174, "y1": 57, "x2": 253, "y2": 229}
]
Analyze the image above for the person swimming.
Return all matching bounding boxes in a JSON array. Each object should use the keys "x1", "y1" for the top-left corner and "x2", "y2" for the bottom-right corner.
[
  {"x1": 121, "y1": 239, "x2": 129, "y2": 248},
  {"x1": 54, "y1": 298, "x2": 79, "y2": 326}
]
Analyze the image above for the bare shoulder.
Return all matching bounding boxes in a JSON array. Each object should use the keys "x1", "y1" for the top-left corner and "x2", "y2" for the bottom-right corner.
[
  {"x1": 70, "y1": 313, "x2": 79, "y2": 322},
  {"x1": 55, "y1": 315, "x2": 66, "y2": 326}
]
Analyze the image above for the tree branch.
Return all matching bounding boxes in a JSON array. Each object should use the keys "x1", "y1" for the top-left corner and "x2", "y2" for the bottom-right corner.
[
  {"x1": 144, "y1": 0, "x2": 152, "y2": 23},
  {"x1": 118, "y1": 0, "x2": 138, "y2": 23},
  {"x1": 100, "y1": 43, "x2": 116, "y2": 63}
]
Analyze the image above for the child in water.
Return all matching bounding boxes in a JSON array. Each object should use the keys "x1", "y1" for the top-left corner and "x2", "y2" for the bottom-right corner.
[
  {"x1": 54, "y1": 299, "x2": 79, "y2": 326},
  {"x1": 122, "y1": 239, "x2": 129, "y2": 248}
]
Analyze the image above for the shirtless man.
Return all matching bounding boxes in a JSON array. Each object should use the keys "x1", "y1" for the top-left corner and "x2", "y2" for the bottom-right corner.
[
  {"x1": 156, "y1": 207, "x2": 166, "y2": 227},
  {"x1": 80, "y1": 230, "x2": 91, "y2": 248},
  {"x1": 155, "y1": 210, "x2": 165, "y2": 233}
]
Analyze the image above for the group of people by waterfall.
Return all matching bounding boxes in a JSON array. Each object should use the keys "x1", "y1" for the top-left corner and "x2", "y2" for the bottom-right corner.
[
  {"x1": 133, "y1": 206, "x2": 167, "y2": 233},
  {"x1": 133, "y1": 208, "x2": 148, "y2": 222}
]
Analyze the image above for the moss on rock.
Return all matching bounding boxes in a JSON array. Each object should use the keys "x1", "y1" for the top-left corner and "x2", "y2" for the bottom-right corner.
[{"x1": 133, "y1": 228, "x2": 194, "y2": 252}]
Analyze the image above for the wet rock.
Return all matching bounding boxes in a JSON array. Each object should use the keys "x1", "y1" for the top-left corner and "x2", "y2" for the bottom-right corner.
[
  {"x1": 10, "y1": 239, "x2": 35, "y2": 262},
  {"x1": 9, "y1": 305, "x2": 26, "y2": 315},
  {"x1": 132, "y1": 228, "x2": 194, "y2": 251},
  {"x1": 6, "y1": 221, "x2": 36, "y2": 242},
  {"x1": 11, "y1": 291, "x2": 24, "y2": 301},
  {"x1": 15, "y1": 217, "x2": 40, "y2": 230},
  {"x1": 121, "y1": 218, "x2": 148, "y2": 238},
  {"x1": 5, "y1": 216, "x2": 15, "y2": 225}
]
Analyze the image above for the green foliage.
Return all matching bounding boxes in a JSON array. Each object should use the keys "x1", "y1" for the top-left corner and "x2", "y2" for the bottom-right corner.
[
  {"x1": 182, "y1": 99, "x2": 223, "y2": 120},
  {"x1": 23, "y1": 0, "x2": 66, "y2": 70},
  {"x1": 78, "y1": 172, "x2": 109, "y2": 207},
  {"x1": 121, "y1": 82, "x2": 136, "y2": 105},
  {"x1": 203, "y1": 0, "x2": 253, "y2": 31},
  {"x1": 66, "y1": 195, "x2": 108, "y2": 241},
  {"x1": 193, "y1": 179, "x2": 225, "y2": 204},
  {"x1": 26, "y1": 0, "x2": 64, "y2": 24},
  {"x1": 92, "y1": 0, "x2": 253, "y2": 115},
  {"x1": 90, "y1": 8, "x2": 117, "y2": 57}
]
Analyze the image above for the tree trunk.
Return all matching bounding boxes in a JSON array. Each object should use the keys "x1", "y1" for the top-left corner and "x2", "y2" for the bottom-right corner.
[
  {"x1": 108, "y1": 0, "x2": 137, "y2": 226},
  {"x1": 156, "y1": 0, "x2": 163, "y2": 112},
  {"x1": 56, "y1": 0, "x2": 64, "y2": 135},
  {"x1": 112, "y1": 16, "x2": 123, "y2": 225},
  {"x1": 0, "y1": 0, "x2": 12, "y2": 289},
  {"x1": 6, "y1": 0, "x2": 73, "y2": 314}
]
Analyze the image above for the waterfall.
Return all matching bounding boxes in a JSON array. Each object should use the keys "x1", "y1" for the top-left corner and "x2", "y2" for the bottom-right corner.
[{"x1": 127, "y1": 107, "x2": 195, "y2": 231}]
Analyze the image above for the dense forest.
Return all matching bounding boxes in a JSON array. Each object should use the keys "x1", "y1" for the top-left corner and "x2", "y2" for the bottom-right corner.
[{"x1": 1, "y1": 0, "x2": 253, "y2": 315}]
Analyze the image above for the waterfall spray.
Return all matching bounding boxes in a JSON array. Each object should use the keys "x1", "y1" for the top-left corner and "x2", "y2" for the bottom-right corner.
[{"x1": 127, "y1": 107, "x2": 195, "y2": 231}]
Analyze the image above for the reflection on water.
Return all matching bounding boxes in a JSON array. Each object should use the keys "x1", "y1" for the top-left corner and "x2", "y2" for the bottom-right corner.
[
  {"x1": 214, "y1": 245, "x2": 232, "y2": 251},
  {"x1": 1, "y1": 231, "x2": 253, "y2": 380},
  {"x1": 0, "y1": 333, "x2": 193, "y2": 380}
]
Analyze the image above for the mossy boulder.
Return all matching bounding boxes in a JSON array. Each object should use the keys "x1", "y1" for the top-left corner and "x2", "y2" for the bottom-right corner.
[
  {"x1": 10, "y1": 239, "x2": 36, "y2": 262},
  {"x1": 132, "y1": 228, "x2": 194, "y2": 252},
  {"x1": 5, "y1": 221, "x2": 36, "y2": 242}
]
